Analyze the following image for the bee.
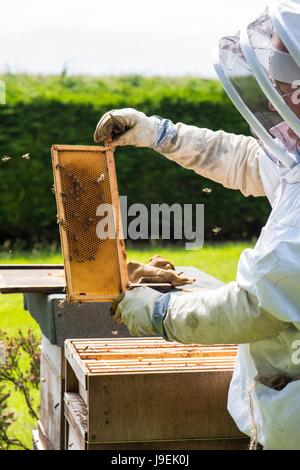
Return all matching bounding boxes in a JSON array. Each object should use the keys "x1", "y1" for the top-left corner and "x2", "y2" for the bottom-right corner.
[
  {"x1": 1, "y1": 156, "x2": 11, "y2": 162},
  {"x1": 202, "y1": 187, "x2": 212, "y2": 194},
  {"x1": 212, "y1": 226, "x2": 222, "y2": 235},
  {"x1": 111, "y1": 330, "x2": 119, "y2": 336},
  {"x1": 96, "y1": 174, "x2": 105, "y2": 183},
  {"x1": 56, "y1": 163, "x2": 65, "y2": 169},
  {"x1": 86, "y1": 217, "x2": 94, "y2": 226},
  {"x1": 21, "y1": 153, "x2": 30, "y2": 160},
  {"x1": 54, "y1": 403, "x2": 60, "y2": 409}
]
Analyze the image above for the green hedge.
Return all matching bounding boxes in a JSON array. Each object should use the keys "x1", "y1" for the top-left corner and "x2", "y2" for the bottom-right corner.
[{"x1": 0, "y1": 75, "x2": 270, "y2": 245}]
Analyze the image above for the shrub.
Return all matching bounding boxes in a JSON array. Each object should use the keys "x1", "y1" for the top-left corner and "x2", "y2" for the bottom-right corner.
[{"x1": 0, "y1": 75, "x2": 270, "y2": 245}]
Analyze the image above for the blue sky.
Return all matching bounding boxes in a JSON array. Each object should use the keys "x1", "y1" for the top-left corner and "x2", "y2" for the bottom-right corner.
[{"x1": 1, "y1": 0, "x2": 265, "y2": 77}]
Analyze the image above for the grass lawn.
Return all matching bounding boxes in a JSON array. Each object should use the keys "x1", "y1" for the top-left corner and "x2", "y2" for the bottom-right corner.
[{"x1": 0, "y1": 242, "x2": 252, "y2": 449}]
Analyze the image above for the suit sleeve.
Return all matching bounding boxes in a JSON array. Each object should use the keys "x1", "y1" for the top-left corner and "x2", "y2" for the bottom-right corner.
[
  {"x1": 154, "y1": 123, "x2": 265, "y2": 197},
  {"x1": 160, "y1": 282, "x2": 289, "y2": 344}
]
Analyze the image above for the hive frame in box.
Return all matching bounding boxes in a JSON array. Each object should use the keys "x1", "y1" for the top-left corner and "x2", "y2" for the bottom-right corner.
[{"x1": 51, "y1": 145, "x2": 128, "y2": 302}]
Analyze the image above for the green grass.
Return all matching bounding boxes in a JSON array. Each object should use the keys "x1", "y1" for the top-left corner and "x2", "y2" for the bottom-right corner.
[{"x1": 0, "y1": 242, "x2": 252, "y2": 449}]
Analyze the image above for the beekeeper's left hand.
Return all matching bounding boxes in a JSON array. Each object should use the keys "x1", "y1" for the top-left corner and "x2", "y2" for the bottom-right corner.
[{"x1": 111, "y1": 287, "x2": 162, "y2": 336}]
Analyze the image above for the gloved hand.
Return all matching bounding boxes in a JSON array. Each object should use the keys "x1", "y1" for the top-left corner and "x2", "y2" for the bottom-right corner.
[
  {"x1": 93, "y1": 108, "x2": 176, "y2": 149},
  {"x1": 149, "y1": 255, "x2": 175, "y2": 270},
  {"x1": 128, "y1": 255, "x2": 193, "y2": 286},
  {"x1": 111, "y1": 286, "x2": 162, "y2": 336}
]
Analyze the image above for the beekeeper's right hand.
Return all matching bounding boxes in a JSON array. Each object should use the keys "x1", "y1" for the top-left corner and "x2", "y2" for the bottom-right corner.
[{"x1": 93, "y1": 108, "x2": 176, "y2": 149}]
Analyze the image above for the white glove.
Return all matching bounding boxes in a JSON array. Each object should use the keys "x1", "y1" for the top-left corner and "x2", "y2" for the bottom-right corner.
[
  {"x1": 114, "y1": 286, "x2": 162, "y2": 336},
  {"x1": 93, "y1": 108, "x2": 176, "y2": 149}
]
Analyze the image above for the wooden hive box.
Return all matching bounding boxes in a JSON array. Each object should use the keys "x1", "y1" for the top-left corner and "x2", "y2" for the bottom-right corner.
[{"x1": 64, "y1": 338, "x2": 249, "y2": 450}]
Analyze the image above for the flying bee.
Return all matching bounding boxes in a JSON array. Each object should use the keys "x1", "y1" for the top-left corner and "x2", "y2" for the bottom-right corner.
[
  {"x1": 21, "y1": 153, "x2": 30, "y2": 160},
  {"x1": 212, "y1": 226, "x2": 222, "y2": 235},
  {"x1": 202, "y1": 187, "x2": 212, "y2": 194},
  {"x1": 1, "y1": 156, "x2": 11, "y2": 162}
]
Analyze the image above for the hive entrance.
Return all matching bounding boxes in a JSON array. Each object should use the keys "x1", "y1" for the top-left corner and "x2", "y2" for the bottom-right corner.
[{"x1": 51, "y1": 145, "x2": 128, "y2": 302}]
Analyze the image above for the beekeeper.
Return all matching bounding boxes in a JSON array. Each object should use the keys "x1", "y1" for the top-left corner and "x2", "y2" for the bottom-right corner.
[{"x1": 93, "y1": 0, "x2": 300, "y2": 450}]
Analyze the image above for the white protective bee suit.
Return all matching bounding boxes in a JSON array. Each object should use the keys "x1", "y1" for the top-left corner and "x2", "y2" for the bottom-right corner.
[{"x1": 94, "y1": 0, "x2": 300, "y2": 450}]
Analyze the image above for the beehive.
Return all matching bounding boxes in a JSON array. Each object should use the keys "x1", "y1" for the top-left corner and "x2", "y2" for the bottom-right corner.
[
  {"x1": 51, "y1": 145, "x2": 128, "y2": 302},
  {"x1": 64, "y1": 338, "x2": 248, "y2": 450}
]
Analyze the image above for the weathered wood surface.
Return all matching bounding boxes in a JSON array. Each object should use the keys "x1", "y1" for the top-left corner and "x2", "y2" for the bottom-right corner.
[
  {"x1": 0, "y1": 264, "x2": 65, "y2": 293},
  {"x1": 32, "y1": 429, "x2": 46, "y2": 451},
  {"x1": 64, "y1": 392, "x2": 248, "y2": 450},
  {"x1": 1, "y1": 264, "x2": 223, "y2": 295},
  {"x1": 64, "y1": 392, "x2": 87, "y2": 450},
  {"x1": 39, "y1": 350, "x2": 65, "y2": 450}
]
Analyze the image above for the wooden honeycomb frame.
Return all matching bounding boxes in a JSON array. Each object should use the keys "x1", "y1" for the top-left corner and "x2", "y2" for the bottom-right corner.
[{"x1": 51, "y1": 145, "x2": 128, "y2": 302}]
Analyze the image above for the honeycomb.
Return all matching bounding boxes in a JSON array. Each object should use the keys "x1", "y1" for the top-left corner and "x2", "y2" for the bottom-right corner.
[{"x1": 51, "y1": 145, "x2": 128, "y2": 302}]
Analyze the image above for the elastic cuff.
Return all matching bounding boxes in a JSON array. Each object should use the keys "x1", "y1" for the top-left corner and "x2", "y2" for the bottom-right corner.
[
  {"x1": 153, "y1": 117, "x2": 177, "y2": 150},
  {"x1": 152, "y1": 293, "x2": 171, "y2": 340}
]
